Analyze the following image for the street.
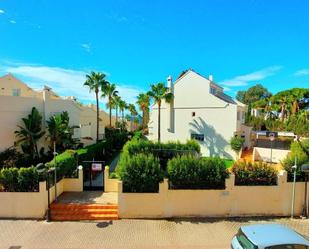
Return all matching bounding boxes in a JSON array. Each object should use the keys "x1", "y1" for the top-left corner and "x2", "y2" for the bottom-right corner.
[{"x1": 0, "y1": 217, "x2": 308, "y2": 249}]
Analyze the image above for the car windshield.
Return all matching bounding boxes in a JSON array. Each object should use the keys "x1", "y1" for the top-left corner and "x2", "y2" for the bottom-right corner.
[{"x1": 237, "y1": 229, "x2": 258, "y2": 249}]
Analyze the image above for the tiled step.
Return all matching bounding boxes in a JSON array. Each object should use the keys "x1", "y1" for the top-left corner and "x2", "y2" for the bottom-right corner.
[{"x1": 50, "y1": 203, "x2": 119, "y2": 221}]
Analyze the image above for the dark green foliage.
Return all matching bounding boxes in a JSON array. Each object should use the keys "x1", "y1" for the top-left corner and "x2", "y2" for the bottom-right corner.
[
  {"x1": 46, "y1": 150, "x2": 78, "y2": 179},
  {"x1": 46, "y1": 111, "x2": 80, "y2": 153},
  {"x1": 167, "y1": 156, "x2": 228, "y2": 189},
  {"x1": 122, "y1": 139, "x2": 201, "y2": 170},
  {"x1": 232, "y1": 161, "x2": 278, "y2": 186},
  {"x1": 14, "y1": 107, "x2": 45, "y2": 158},
  {"x1": 0, "y1": 167, "x2": 39, "y2": 192},
  {"x1": 117, "y1": 153, "x2": 163, "y2": 193},
  {"x1": 282, "y1": 139, "x2": 309, "y2": 181},
  {"x1": 230, "y1": 136, "x2": 245, "y2": 153},
  {"x1": 17, "y1": 167, "x2": 39, "y2": 192}
]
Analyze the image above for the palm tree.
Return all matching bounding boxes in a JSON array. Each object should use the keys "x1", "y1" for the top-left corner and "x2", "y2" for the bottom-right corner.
[
  {"x1": 148, "y1": 83, "x2": 173, "y2": 142},
  {"x1": 136, "y1": 93, "x2": 150, "y2": 131},
  {"x1": 113, "y1": 95, "x2": 122, "y2": 123},
  {"x1": 118, "y1": 99, "x2": 127, "y2": 121},
  {"x1": 84, "y1": 72, "x2": 108, "y2": 142},
  {"x1": 102, "y1": 83, "x2": 118, "y2": 127},
  {"x1": 15, "y1": 107, "x2": 45, "y2": 158},
  {"x1": 128, "y1": 104, "x2": 138, "y2": 131}
]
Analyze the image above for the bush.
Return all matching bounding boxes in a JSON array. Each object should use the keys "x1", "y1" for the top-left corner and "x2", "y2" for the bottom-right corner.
[
  {"x1": 230, "y1": 136, "x2": 244, "y2": 153},
  {"x1": 116, "y1": 153, "x2": 163, "y2": 193},
  {"x1": 46, "y1": 150, "x2": 78, "y2": 180},
  {"x1": 167, "y1": 156, "x2": 228, "y2": 189},
  {"x1": 121, "y1": 139, "x2": 201, "y2": 170},
  {"x1": 282, "y1": 139, "x2": 309, "y2": 181},
  {"x1": 232, "y1": 161, "x2": 278, "y2": 186},
  {"x1": 0, "y1": 167, "x2": 39, "y2": 192}
]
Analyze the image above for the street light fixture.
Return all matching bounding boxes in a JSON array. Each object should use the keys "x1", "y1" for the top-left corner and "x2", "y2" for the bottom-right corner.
[{"x1": 301, "y1": 164, "x2": 309, "y2": 218}]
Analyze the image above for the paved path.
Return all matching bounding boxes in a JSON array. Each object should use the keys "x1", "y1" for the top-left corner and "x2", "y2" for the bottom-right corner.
[{"x1": 0, "y1": 218, "x2": 308, "y2": 249}]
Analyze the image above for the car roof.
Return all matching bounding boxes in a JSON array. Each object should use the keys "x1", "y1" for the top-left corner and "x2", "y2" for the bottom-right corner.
[{"x1": 241, "y1": 224, "x2": 309, "y2": 247}]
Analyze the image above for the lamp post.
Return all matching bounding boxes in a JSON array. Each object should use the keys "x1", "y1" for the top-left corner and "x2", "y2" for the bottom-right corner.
[
  {"x1": 301, "y1": 164, "x2": 309, "y2": 218},
  {"x1": 53, "y1": 141, "x2": 58, "y2": 202},
  {"x1": 291, "y1": 157, "x2": 297, "y2": 218},
  {"x1": 269, "y1": 134, "x2": 275, "y2": 164}
]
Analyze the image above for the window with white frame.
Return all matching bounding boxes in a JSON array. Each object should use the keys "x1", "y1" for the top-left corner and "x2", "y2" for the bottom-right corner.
[{"x1": 191, "y1": 133, "x2": 204, "y2": 142}]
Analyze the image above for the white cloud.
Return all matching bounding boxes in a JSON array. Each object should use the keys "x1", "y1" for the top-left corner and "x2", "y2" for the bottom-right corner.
[
  {"x1": 9, "y1": 20, "x2": 16, "y2": 24},
  {"x1": 295, "y1": 69, "x2": 309, "y2": 76},
  {"x1": 80, "y1": 43, "x2": 91, "y2": 53},
  {"x1": 220, "y1": 66, "x2": 282, "y2": 87},
  {"x1": 0, "y1": 9, "x2": 4, "y2": 14},
  {"x1": 1, "y1": 64, "x2": 141, "y2": 107}
]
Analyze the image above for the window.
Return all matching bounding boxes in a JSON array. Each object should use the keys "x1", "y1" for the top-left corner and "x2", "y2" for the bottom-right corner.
[
  {"x1": 12, "y1": 88, "x2": 21, "y2": 96},
  {"x1": 210, "y1": 87, "x2": 216, "y2": 94},
  {"x1": 192, "y1": 112, "x2": 196, "y2": 117},
  {"x1": 236, "y1": 229, "x2": 258, "y2": 249},
  {"x1": 237, "y1": 111, "x2": 241, "y2": 121},
  {"x1": 191, "y1": 133, "x2": 204, "y2": 141}
]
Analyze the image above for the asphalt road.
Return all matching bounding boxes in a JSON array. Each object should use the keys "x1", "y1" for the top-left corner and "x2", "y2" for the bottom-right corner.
[{"x1": 0, "y1": 217, "x2": 308, "y2": 249}]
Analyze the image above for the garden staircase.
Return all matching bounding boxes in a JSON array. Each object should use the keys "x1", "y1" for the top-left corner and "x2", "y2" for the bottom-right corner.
[
  {"x1": 240, "y1": 148, "x2": 253, "y2": 162},
  {"x1": 50, "y1": 203, "x2": 118, "y2": 221}
]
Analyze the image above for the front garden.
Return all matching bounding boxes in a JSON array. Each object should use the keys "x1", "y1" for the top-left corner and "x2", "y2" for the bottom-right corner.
[{"x1": 111, "y1": 135, "x2": 285, "y2": 193}]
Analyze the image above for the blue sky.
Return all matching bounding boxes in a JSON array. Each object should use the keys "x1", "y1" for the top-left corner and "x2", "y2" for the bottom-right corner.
[{"x1": 0, "y1": 0, "x2": 308, "y2": 111}]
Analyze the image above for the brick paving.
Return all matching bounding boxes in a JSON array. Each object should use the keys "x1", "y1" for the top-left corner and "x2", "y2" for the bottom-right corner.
[{"x1": 0, "y1": 217, "x2": 308, "y2": 249}]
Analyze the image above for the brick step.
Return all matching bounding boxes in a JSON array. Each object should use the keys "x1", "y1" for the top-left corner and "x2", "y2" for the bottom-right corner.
[
  {"x1": 50, "y1": 203, "x2": 118, "y2": 210},
  {"x1": 51, "y1": 209, "x2": 118, "y2": 215},
  {"x1": 50, "y1": 203, "x2": 119, "y2": 221},
  {"x1": 51, "y1": 213, "x2": 118, "y2": 221}
]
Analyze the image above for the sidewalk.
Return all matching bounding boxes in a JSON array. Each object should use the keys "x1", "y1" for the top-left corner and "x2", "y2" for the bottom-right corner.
[{"x1": 0, "y1": 217, "x2": 308, "y2": 249}]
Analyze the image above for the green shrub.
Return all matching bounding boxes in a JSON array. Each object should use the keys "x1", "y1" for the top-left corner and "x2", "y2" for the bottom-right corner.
[
  {"x1": 167, "y1": 155, "x2": 228, "y2": 189},
  {"x1": 17, "y1": 167, "x2": 39, "y2": 192},
  {"x1": 116, "y1": 153, "x2": 163, "y2": 193},
  {"x1": 0, "y1": 167, "x2": 19, "y2": 191},
  {"x1": 232, "y1": 161, "x2": 278, "y2": 186},
  {"x1": 46, "y1": 150, "x2": 78, "y2": 179},
  {"x1": 121, "y1": 139, "x2": 201, "y2": 170},
  {"x1": 0, "y1": 167, "x2": 39, "y2": 192},
  {"x1": 230, "y1": 136, "x2": 244, "y2": 153},
  {"x1": 282, "y1": 139, "x2": 309, "y2": 181}
]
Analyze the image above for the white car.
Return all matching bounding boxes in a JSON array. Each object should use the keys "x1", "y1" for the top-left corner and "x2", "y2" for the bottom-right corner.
[{"x1": 231, "y1": 224, "x2": 309, "y2": 249}]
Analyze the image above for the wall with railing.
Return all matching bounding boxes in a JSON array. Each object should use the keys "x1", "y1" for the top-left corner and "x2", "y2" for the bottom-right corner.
[
  {"x1": 104, "y1": 167, "x2": 307, "y2": 219},
  {"x1": 0, "y1": 168, "x2": 83, "y2": 219}
]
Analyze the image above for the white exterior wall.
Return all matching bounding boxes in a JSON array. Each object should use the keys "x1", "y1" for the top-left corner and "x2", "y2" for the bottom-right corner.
[
  {"x1": 148, "y1": 71, "x2": 242, "y2": 159},
  {"x1": 0, "y1": 74, "x2": 109, "y2": 151}
]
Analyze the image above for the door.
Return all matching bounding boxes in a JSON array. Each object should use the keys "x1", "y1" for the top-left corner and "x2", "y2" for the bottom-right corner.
[{"x1": 83, "y1": 161, "x2": 105, "y2": 191}]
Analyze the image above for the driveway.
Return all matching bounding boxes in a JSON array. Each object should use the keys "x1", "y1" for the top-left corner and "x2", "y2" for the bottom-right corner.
[{"x1": 0, "y1": 217, "x2": 308, "y2": 249}]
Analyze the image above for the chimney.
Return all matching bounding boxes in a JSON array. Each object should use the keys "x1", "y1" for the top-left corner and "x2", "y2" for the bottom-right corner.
[
  {"x1": 209, "y1": 75, "x2": 214, "y2": 82},
  {"x1": 167, "y1": 75, "x2": 172, "y2": 89}
]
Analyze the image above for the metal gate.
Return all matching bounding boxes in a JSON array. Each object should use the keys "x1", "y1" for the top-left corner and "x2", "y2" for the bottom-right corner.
[{"x1": 82, "y1": 161, "x2": 105, "y2": 191}]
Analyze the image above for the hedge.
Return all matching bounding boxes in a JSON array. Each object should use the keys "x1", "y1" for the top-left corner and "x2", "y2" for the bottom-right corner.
[
  {"x1": 282, "y1": 139, "x2": 309, "y2": 182},
  {"x1": 231, "y1": 161, "x2": 278, "y2": 186},
  {"x1": 167, "y1": 155, "x2": 228, "y2": 189},
  {"x1": 0, "y1": 167, "x2": 39, "y2": 192},
  {"x1": 46, "y1": 130, "x2": 130, "y2": 180},
  {"x1": 122, "y1": 139, "x2": 200, "y2": 170},
  {"x1": 116, "y1": 153, "x2": 163, "y2": 193}
]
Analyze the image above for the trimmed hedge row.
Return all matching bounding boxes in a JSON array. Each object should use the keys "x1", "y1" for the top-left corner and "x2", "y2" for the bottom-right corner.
[
  {"x1": 167, "y1": 156, "x2": 228, "y2": 189},
  {"x1": 117, "y1": 153, "x2": 163, "y2": 193},
  {"x1": 0, "y1": 167, "x2": 39, "y2": 192},
  {"x1": 231, "y1": 161, "x2": 278, "y2": 186},
  {"x1": 122, "y1": 139, "x2": 200, "y2": 170},
  {"x1": 47, "y1": 131, "x2": 129, "y2": 180}
]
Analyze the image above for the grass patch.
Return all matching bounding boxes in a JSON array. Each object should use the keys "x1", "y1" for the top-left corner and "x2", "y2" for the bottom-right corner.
[{"x1": 223, "y1": 159, "x2": 234, "y2": 169}]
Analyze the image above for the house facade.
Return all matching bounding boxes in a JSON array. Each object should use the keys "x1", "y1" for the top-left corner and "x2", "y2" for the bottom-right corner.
[
  {"x1": 0, "y1": 74, "x2": 113, "y2": 151},
  {"x1": 148, "y1": 70, "x2": 249, "y2": 159}
]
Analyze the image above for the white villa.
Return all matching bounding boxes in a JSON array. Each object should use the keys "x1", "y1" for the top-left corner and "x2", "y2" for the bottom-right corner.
[
  {"x1": 0, "y1": 74, "x2": 118, "y2": 152},
  {"x1": 148, "y1": 69, "x2": 250, "y2": 159}
]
